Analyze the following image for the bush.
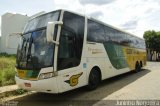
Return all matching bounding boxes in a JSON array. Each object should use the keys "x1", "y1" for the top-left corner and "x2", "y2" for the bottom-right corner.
[
  {"x1": 0, "y1": 52, "x2": 16, "y2": 58},
  {"x1": 0, "y1": 54, "x2": 16, "y2": 86},
  {"x1": 16, "y1": 88, "x2": 27, "y2": 95}
]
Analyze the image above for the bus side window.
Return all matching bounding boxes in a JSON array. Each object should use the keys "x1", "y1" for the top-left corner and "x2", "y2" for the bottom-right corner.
[
  {"x1": 59, "y1": 28, "x2": 76, "y2": 58},
  {"x1": 57, "y1": 12, "x2": 84, "y2": 70},
  {"x1": 87, "y1": 20, "x2": 105, "y2": 43}
]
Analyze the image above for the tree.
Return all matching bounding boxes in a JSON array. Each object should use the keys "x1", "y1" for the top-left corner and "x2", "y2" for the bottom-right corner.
[
  {"x1": 156, "y1": 32, "x2": 160, "y2": 60},
  {"x1": 143, "y1": 30, "x2": 160, "y2": 61}
]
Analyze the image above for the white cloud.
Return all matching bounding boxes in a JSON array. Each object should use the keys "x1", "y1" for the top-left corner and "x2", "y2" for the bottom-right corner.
[
  {"x1": 89, "y1": 11, "x2": 103, "y2": 19},
  {"x1": 0, "y1": 16, "x2": 1, "y2": 36},
  {"x1": 0, "y1": 0, "x2": 55, "y2": 16},
  {"x1": 121, "y1": 19, "x2": 138, "y2": 30},
  {"x1": 79, "y1": 0, "x2": 116, "y2": 5},
  {"x1": 88, "y1": 0, "x2": 160, "y2": 38},
  {"x1": 54, "y1": 0, "x2": 84, "y2": 13}
]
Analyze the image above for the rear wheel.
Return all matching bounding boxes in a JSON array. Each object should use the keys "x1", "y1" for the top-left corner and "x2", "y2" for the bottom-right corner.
[
  {"x1": 140, "y1": 61, "x2": 143, "y2": 68},
  {"x1": 135, "y1": 62, "x2": 141, "y2": 72},
  {"x1": 87, "y1": 68, "x2": 101, "y2": 90}
]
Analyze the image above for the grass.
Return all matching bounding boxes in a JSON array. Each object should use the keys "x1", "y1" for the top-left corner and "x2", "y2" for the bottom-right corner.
[{"x1": 0, "y1": 53, "x2": 16, "y2": 86}]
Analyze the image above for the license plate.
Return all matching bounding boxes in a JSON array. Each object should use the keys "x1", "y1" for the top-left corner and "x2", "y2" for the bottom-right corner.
[{"x1": 24, "y1": 83, "x2": 31, "y2": 87}]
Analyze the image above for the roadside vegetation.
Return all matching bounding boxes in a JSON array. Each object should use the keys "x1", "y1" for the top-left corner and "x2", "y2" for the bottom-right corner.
[
  {"x1": 0, "y1": 53, "x2": 16, "y2": 86},
  {"x1": 0, "y1": 88, "x2": 28, "y2": 98},
  {"x1": 143, "y1": 30, "x2": 160, "y2": 61}
]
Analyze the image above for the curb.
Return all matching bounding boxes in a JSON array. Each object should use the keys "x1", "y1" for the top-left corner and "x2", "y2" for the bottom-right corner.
[
  {"x1": 0, "y1": 85, "x2": 35, "y2": 102},
  {"x1": 0, "y1": 85, "x2": 19, "y2": 98},
  {"x1": 0, "y1": 85, "x2": 18, "y2": 94}
]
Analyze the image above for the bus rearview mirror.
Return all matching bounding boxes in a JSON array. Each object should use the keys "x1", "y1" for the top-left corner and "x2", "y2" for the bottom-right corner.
[{"x1": 46, "y1": 21, "x2": 63, "y2": 45}]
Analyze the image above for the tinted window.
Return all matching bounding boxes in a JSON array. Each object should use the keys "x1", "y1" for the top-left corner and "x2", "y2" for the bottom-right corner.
[
  {"x1": 87, "y1": 19, "x2": 145, "y2": 49},
  {"x1": 87, "y1": 20, "x2": 105, "y2": 43},
  {"x1": 57, "y1": 12, "x2": 84, "y2": 70}
]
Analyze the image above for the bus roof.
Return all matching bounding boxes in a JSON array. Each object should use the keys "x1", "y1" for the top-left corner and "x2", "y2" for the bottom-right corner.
[{"x1": 30, "y1": 9, "x2": 144, "y2": 41}]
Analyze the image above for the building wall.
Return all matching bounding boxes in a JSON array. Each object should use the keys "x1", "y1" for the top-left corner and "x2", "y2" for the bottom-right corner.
[
  {"x1": 0, "y1": 37, "x2": 1, "y2": 52},
  {"x1": 0, "y1": 13, "x2": 29, "y2": 54}
]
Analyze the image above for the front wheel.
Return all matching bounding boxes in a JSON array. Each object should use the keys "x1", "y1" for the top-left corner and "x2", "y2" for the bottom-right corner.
[{"x1": 87, "y1": 69, "x2": 101, "y2": 90}]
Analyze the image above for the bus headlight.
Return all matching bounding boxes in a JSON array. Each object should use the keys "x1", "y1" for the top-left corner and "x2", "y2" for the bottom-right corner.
[{"x1": 38, "y1": 72, "x2": 53, "y2": 80}]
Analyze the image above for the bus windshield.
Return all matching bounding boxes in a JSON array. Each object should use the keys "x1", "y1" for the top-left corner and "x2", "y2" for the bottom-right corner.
[
  {"x1": 16, "y1": 29, "x2": 54, "y2": 70},
  {"x1": 16, "y1": 11, "x2": 60, "y2": 70},
  {"x1": 24, "y1": 11, "x2": 60, "y2": 33}
]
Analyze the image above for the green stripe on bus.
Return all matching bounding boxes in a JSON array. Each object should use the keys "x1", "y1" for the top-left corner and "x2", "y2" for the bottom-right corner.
[{"x1": 103, "y1": 42, "x2": 128, "y2": 69}]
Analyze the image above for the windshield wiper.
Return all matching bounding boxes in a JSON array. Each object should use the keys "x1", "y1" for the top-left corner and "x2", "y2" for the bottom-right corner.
[
  {"x1": 26, "y1": 34, "x2": 32, "y2": 61},
  {"x1": 26, "y1": 34, "x2": 37, "y2": 69}
]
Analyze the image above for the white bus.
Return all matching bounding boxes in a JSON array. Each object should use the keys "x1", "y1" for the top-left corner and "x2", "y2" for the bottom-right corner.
[{"x1": 15, "y1": 9, "x2": 146, "y2": 93}]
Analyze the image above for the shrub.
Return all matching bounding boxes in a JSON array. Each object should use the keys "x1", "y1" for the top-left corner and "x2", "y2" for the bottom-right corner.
[{"x1": 0, "y1": 55, "x2": 16, "y2": 86}]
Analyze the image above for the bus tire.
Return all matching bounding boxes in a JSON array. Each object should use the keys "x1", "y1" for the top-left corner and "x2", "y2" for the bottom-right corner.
[
  {"x1": 140, "y1": 61, "x2": 143, "y2": 67},
  {"x1": 135, "y1": 62, "x2": 141, "y2": 72},
  {"x1": 87, "y1": 68, "x2": 101, "y2": 90}
]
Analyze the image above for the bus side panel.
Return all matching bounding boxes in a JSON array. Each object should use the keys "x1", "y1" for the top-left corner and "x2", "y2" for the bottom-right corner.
[
  {"x1": 123, "y1": 47, "x2": 147, "y2": 70},
  {"x1": 103, "y1": 42, "x2": 129, "y2": 69},
  {"x1": 57, "y1": 61, "x2": 88, "y2": 93},
  {"x1": 102, "y1": 43, "x2": 131, "y2": 79},
  {"x1": 85, "y1": 43, "x2": 130, "y2": 81},
  {"x1": 103, "y1": 42, "x2": 146, "y2": 71},
  {"x1": 78, "y1": 42, "x2": 146, "y2": 88},
  {"x1": 85, "y1": 43, "x2": 107, "y2": 81}
]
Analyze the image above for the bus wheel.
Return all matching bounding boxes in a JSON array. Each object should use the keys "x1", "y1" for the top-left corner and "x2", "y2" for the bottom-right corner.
[
  {"x1": 135, "y1": 62, "x2": 141, "y2": 72},
  {"x1": 87, "y1": 68, "x2": 101, "y2": 90},
  {"x1": 140, "y1": 61, "x2": 143, "y2": 68}
]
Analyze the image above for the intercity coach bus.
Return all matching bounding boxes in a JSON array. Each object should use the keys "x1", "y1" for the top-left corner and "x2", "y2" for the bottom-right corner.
[{"x1": 15, "y1": 9, "x2": 146, "y2": 93}]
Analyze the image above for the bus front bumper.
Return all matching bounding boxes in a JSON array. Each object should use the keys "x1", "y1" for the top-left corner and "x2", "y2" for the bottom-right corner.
[{"x1": 15, "y1": 76, "x2": 59, "y2": 94}]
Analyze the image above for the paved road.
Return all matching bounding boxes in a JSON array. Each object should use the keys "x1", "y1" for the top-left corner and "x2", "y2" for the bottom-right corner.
[{"x1": 5, "y1": 62, "x2": 160, "y2": 106}]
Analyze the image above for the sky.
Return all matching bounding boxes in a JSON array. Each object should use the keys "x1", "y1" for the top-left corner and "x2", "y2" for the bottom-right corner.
[{"x1": 0, "y1": 0, "x2": 160, "y2": 38}]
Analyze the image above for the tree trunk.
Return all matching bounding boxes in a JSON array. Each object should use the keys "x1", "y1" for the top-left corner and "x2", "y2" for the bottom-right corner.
[
  {"x1": 150, "y1": 50, "x2": 154, "y2": 61},
  {"x1": 156, "y1": 52, "x2": 158, "y2": 61},
  {"x1": 158, "y1": 52, "x2": 160, "y2": 61}
]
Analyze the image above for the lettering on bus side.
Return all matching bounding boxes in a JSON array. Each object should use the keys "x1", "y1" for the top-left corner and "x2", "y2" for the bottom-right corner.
[
  {"x1": 88, "y1": 47, "x2": 103, "y2": 54},
  {"x1": 64, "y1": 72, "x2": 83, "y2": 87},
  {"x1": 126, "y1": 49, "x2": 133, "y2": 54}
]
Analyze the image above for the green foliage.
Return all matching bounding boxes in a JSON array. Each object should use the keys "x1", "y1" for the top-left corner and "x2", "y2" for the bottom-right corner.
[
  {"x1": 1, "y1": 89, "x2": 28, "y2": 98},
  {"x1": 0, "y1": 54, "x2": 16, "y2": 86},
  {"x1": 143, "y1": 30, "x2": 160, "y2": 52},
  {"x1": 16, "y1": 88, "x2": 27, "y2": 95},
  {"x1": 143, "y1": 30, "x2": 160, "y2": 61},
  {"x1": 157, "y1": 31, "x2": 160, "y2": 36},
  {"x1": 0, "y1": 52, "x2": 16, "y2": 58}
]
